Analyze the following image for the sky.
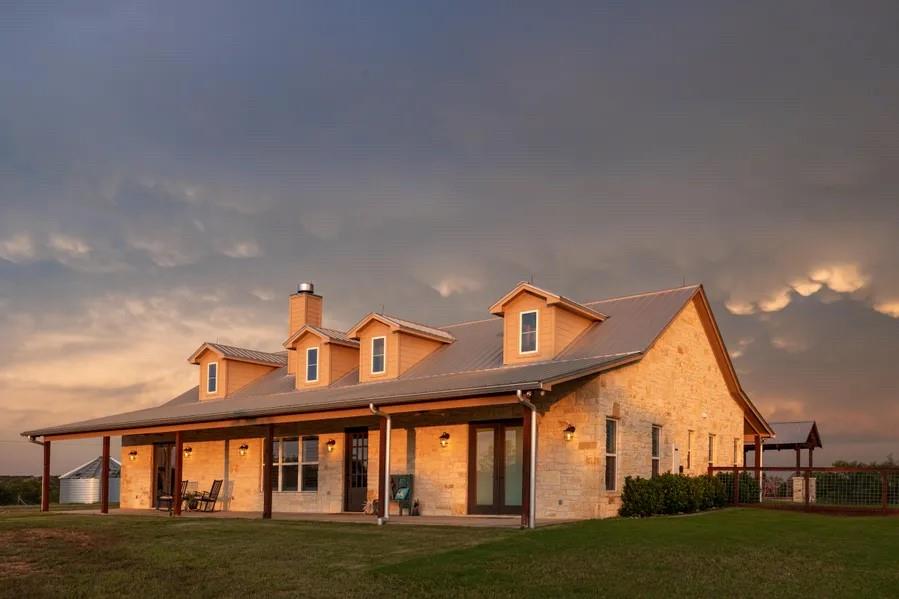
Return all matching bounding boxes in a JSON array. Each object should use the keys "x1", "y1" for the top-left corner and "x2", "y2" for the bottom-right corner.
[{"x1": 1, "y1": 1, "x2": 897, "y2": 475}]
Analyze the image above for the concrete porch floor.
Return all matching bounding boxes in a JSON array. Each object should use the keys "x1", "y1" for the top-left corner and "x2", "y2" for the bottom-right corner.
[{"x1": 54, "y1": 508, "x2": 573, "y2": 528}]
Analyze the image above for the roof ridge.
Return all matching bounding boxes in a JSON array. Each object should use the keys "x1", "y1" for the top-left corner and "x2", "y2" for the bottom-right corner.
[
  {"x1": 583, "y1": 284, "x2": 700, "y2": 306},
  {"x1": 436, "y1": 284, "x2": 700, "y2": 329}
]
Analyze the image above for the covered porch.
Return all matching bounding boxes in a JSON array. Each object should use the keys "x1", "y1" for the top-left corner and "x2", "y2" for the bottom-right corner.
[{"x1": 33, "y1": 392, "x2": 540, "y2": 528}]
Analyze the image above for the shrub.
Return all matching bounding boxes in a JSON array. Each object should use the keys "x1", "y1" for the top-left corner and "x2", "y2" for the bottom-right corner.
[{"x1": 620, "y1": 473, "x2": 726, "y2": 517}]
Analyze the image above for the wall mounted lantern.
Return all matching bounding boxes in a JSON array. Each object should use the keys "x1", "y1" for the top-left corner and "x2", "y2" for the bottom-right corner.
[
  {"x1": 238, "y1": 444, "x2": 249, "y2": 457},
  {"x1": 128, "y1": 450, "x2": 138, "y2": 462},
  {"x1": 564, "y1": 424, "x2": 576, "y2": 442},
  {"x1": 439, "y1": 432, "x2": 450, "y2": 448},
  {"x1": 326, "y1": 439, "x2": 336, "y2": 453},
  {"x1": 183, "y1": 446, "x2": 193, "y2": 458}
]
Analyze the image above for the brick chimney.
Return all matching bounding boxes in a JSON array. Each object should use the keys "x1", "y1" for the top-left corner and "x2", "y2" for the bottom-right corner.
[{"x1": 287, "y1": 283, "x2": 322, "y2": 374}]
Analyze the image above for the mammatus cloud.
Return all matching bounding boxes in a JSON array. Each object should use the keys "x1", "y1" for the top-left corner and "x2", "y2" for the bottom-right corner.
[
  {"x1": 0, "y1": 234, "x2": 36, "y2": 263},
  {"x1": 873, "y1": 301, "x2": 899, "y2": 318},
  {"x1": 221, "y1": 240, "x2": 262, "y2": 259},
  {"x1": 431, "y1": 275, "x2": 483, "y2": 298},
  {"x1": 725, "y1": 264, "x2": 874, "y2": 317}
]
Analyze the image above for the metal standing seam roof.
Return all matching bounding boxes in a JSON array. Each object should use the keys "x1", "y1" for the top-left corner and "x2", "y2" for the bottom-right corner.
[
  {"x1": 22, "y1": 284, "x2": 758, "y2": 439},
  {"x1": 59, "y1": 456, "x2": 121, "y2": 479},
  {"x1": 197, "y1": 342, "x2": 288, "y2": 366},
  {"x1": 284, "y1": 325, "x2": 360, "y2": 348},
  {"x1": 762, "y1": 421, "x2": 822, "y2": 449},
  {"x1": 371, "y1": 314, "x2": 456, "y2": 342}
]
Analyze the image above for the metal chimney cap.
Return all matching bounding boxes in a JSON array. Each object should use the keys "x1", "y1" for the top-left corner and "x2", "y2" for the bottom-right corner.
[{"x1": 297, "y1": 282, "x2": 315, "y2": 294}]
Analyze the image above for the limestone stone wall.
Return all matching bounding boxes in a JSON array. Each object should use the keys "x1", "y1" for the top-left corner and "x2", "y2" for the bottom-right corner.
[
  {"x1": 534, "y1": 297, "x2": 745, "y2": 519},
  {"x1": 119, "y1": 443, "x2": 153, "y2": 509}
]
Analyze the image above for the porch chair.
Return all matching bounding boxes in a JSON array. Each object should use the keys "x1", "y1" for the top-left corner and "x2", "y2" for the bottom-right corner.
[
  {"x1": 196, "y1": 479, "x2": 223, "y2": 512},
  {"x1": 390, "y1": 474, "x2": 414, "y2": 516},
  {"x1": 157, "y1": 480, "x2": 188, "y2": 513}
]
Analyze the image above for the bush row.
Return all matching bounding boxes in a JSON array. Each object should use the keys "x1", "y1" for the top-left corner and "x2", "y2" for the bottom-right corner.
[{"x1": 620, "y1": 472, "x2": 760, "y2": 517}]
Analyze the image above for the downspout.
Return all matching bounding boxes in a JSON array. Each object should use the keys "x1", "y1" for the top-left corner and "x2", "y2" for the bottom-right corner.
[
  {"x1": 517, "y1": 390, "x2": 537, "y2": 529},
  {"x1": 369, "y1": 403, "x2": 391, "y2": 525}
]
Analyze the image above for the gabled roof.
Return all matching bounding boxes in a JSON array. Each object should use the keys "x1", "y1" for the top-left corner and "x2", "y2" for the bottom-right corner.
[
  {"x1": 23, "y1": 284, "x2": 771, "y2": 439},
  {"x1": 187, "y1": 342, "x2": 287, "y2": 367},
  {"x1": 346, "y1": 313, "x2": 455, "y2": 343},
  {"x1": 59, "y1": 456, "x2": 121, "y2": 479},
  {"x1": 283, "y1": 325, "x2": 360, "y2": 349},
  {"x1": 488, "y1": 281, "x2": 607, "y2": 321},
  {"x1": 763, "y1": 421, "x2": 822, "y2": 450}
]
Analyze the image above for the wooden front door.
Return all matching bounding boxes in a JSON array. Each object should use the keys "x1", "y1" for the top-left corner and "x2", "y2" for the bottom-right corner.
[
  {"x1": 468, "y1": 420, "x2": 525, "y2": 515},
  {"x1": 344, "y1": 428, "x2": 369, "y2": 512},
  {"x1": 152, "y1": 443, "x2": 175, "y2": 508}
]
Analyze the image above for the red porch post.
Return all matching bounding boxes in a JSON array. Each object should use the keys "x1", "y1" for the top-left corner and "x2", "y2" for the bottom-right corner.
[
  {"x1": 101, "y1": 436, "x2": 110, "y2": 514},
  {"x1": 378, "y1": 416, "x2": 388, "y2": 521},
  {"x1": 521, "y1": 405, "x2": 533, "y2": 528},
  {"x1": 263, "y1": 424, "x2": 273, "y2": 519},
  {"x1": 808, "y1": 447, "x2": 814, "y2": 469},
  {"x1": 795, "y1": 447, "x2": 801, "y2": 478},
  {"x1": 173, "y1": 431, "x2": 183, "y2": 516},
  {"x1": 41, "y1": 440, "x2": 51, "y2": 512}
]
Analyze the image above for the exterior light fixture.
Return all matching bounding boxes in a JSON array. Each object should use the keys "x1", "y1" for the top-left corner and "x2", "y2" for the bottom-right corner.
[
  {"x1": 564, "y1": 424, "x2": 576, "y2": 442},
  {"x1": 439, "y1": 432, "x2": 450, "y2": 448},
  {"x1": 128, "y1": 450, "x2": 138, "y2": 462},
  {"x1": 326, "y1": 439, "x2": 336, "y2": 453},
  {"x1": 238, "y1": 444, "x2": 249, "y2": 457},
  {"x1": 183, "y1": 446, "x2": 193, "y2": 458}
]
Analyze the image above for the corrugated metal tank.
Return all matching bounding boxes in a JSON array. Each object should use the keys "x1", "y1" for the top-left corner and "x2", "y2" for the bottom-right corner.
[
  {"x1": 59, "y1": 478, "x2": 120, "y2": 504},
  {"x1": 58, "y1": 456, "x2": 121, "y2": 504}
]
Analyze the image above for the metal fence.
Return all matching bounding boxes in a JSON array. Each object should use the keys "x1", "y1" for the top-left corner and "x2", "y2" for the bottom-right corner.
[{"x1": 708, "y1": 466, "x2": 899, "y2": 515}]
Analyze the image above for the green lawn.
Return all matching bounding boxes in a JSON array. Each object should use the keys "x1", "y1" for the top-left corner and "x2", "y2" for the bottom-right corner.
[{"x1": 1, "y1": 508, "x2": 898, "y2": 598}]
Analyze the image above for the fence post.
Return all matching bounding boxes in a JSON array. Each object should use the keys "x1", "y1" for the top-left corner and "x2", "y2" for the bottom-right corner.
[
  {"x1": 882, "y1": 472, "x2": 889, "y2": 514},
  {"x1": 803, "y1": 467, "x2": 810, "y2": 511},
  {"x1": 732, "y1": 466, "x2": 739, "y2": 505}
]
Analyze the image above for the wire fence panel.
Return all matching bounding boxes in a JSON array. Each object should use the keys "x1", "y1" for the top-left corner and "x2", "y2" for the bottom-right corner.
[{"x1": 708, "y1": 466, "x2": 899, "y2": 515}]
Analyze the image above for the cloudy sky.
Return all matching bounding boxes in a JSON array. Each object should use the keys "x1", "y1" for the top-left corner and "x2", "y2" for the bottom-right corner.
[{"x1": 1, "y1": 1, "x2": 897, "y2": 474}]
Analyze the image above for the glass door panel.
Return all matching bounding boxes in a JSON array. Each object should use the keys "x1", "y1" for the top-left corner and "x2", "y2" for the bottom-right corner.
[
  {"x1": 504, "y1": 426, "x2": 523, "y2": 507},
  {"x1": 475, "y1": 429, "x2": 495, "y2": 506}
]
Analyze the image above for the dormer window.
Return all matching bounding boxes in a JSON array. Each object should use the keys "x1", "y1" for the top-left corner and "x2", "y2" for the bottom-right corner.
[
  {"x1": 519, "y1": 311, "x2": 538, "y2": 354},
  {"x1": 207, "y1": 362, "x2": 218, "y2": 393},
  {"x1": 371, "y1": 336, "x2": 386, "y2": 374},
  {"x1": 305, "y1": 347, "x2": 319, "y2": 383}
]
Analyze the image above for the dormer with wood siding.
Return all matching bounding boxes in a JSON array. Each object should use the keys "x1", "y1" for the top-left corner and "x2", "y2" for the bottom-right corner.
[
  {"x1": 282, "y1": 325, "x2": 359, "y2": 389},
  {"x1": 346, "y1": 313, "x2": 454, "y2": 383},
  {"x1": 489, "y1": 282, "x2": 606, "y2": 365},
  {"x1": 188, "y1": 342, "x2": 287, "y2": 400}
]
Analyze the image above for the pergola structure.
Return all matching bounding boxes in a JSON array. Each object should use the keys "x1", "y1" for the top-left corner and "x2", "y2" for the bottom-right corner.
[{"x1": 746, "y1": 421, "x2": 822, "y2": 471}]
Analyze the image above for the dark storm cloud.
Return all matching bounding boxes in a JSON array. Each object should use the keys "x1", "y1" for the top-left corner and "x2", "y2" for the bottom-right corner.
[{"x1": 1, "y1": 1, "x2": 898, "y2": 473}]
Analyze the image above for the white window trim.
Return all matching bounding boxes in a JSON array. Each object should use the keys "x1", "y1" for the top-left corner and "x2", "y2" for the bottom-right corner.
[
  {"x1": 300, "y1": 436, "x2": 319, "y2": 493},
  {"x1": 371, "y1": 336, "x2": 386, "y2": 375},
  {"x1": 305, "y1": 347, "x2": 319, "y2": 383},
  {"x1": 207, "y1": 362, "x2": 218, "y2": 394},
  {"x1": 519, "y1": 310, "x2": 539, "y2": 354},
  {"x1": 605, "y1": 418, "x2": 618, "y2": 492},
  {"x1": 651, "y1": 425, "x2": 661, "y2": 476},
  {"x1": 687, "y1": 430, "x2": 694, "y2": 470}
]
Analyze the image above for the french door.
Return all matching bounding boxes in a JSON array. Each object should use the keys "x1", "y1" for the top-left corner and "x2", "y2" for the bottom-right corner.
[
  {"x1": 468, "y1": 420, "x2": 524, "y2": 515},
  {"x1": 152, "y1": 443, "x2": 175, "y2": 508},
  {"x1": 344, "y1": 428, "x2": 369, "y2": 512}
]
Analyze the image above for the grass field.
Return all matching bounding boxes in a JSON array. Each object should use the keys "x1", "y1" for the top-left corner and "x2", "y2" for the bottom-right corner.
[{"x1": 2, "y1": 508, "x2": 898, "y2": 598}]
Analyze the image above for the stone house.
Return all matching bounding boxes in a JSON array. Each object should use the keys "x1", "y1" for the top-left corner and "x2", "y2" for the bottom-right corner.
[{"x1": 24, "y1": 281, "x2": 773, "y2": 525}]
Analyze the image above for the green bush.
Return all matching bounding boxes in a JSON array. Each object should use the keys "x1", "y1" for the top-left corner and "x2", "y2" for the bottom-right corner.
[{"x1": 620, "y1": 473, "x2": 726, "y2": 517}]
